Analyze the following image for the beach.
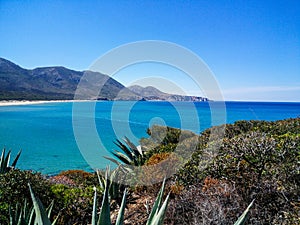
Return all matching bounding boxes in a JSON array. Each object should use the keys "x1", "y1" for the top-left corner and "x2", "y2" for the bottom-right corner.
[{"x1": 0, "y1": 100, "x2": 91, "y2": 107}]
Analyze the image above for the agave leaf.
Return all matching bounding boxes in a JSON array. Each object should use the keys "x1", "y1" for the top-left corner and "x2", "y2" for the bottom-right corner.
[
  {"x1": 97, "y1": 175, "x2": 112, "y2": 225},
  {"x1": 96, "y1": 170, "x2": 105, "y2": 190},
  {"x1": 114, "y1": 139, "x2": 134, "y2": 161},
  {"x1": 11, "y1": 150, "x2": 22, "y2": 168},
  {"x1": 136, "y1": 145, "x2": 143, "y2": 156},
  {"x1": 112, "y1": 152, "x2": 132, "y2": 165},
  {"x1": 146, "y1": 179, "x2": 166, "y2": 225},
  {"x1": 46, "y1": 200, "x2": 54, "y2": 219},
  {"x1": 9, "y1": 199, "x2": 35, "y2": 225},
  {"x1": 17, "y1": 212, "x2": 22, "y2": 225},
  {"x1": 0, "y1": 149, "x2": 5, "y2": 173},
  {"x1": 124, "y1": 137, "x2": 142, "y2": 157},
  {"x1": 123, "y1": 137, "x2": 144, "y2": 166},
  {"x1": 0, "y1": 149, "x2": 10, "y2": 173},
  {"x1": 28, "y1": 208, "x2": 35, "y2": 225},
  {"x1": 4, "y1": 150, "x2": 11, "y2": 168},
  {"x1": 91, "y1": 187, "x2": 98, "y2": 225},
  {"x1": 9, "y1": 206, "x2": 15, "y2": 225},
  {"x1": 51, "y1": 214, "x2": 59, "y2": 225},
  {"x1": 234, "y1": 199, "x2": 255, "y2": 225},
  {"x1": 115, "y1": 189, "x2": 127, "y2": 225},
  {"x1": 21, "y1": 199, "x2": 32, "y2": 225},
  {"x1": 150, "y1": 193, "x2": 170, "y2": 225},
  {"x1": 103, "y1": 156, "x2": 123, "y2": 167},
  {"x1": 121, "y1": 164, "x2": 133, "y2": 173},
  {"x1": 0, "y1": 149, "x2": 22, "y2": 173},
  {"x1": 28, "y1": 183, "x2": 52, "y2": 225}
]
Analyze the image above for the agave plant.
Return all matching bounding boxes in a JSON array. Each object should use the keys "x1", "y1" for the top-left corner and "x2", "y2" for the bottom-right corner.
[
  {"x1": 28, "y1": 183, "x2": 58, "y2": 225},
  {"x1": 93, "y1": 170, "x2": 170, "y2": 225},
  {"x1": 9, "y1": 184, "x2": 57, "y2": 225},
  {"x1": 97, "y1": 166, "x2": 126, "y2": 204},
  {"x1": 0, "y1": 149, "x2": 21, "y2": 174},
  {"x1": 9, "y1": 200, "x2": 34, "y2": 225},
  {"x1": 92, "y1": 174, "x2": 127, "y2": 225},
  {"x1": 104, "y1": 137, "x2": 145, "y2": 167},
  {"x1": 146, "y1": 179, "x2": 170, "y2": 225}
]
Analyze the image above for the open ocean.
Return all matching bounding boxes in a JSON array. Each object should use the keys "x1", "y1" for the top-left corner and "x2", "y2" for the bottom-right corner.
[{"x1": 0, "y1": 101, "x2": 299, "y2": 174}]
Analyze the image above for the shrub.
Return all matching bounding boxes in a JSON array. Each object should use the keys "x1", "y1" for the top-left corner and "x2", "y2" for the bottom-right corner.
[
  {"x1": 50, "y1": 184, "x2": 95, "y2": 225},
  {"x1": 135, "y1": 153, "x2": 181, "y2": 186},
  {"x1": 56, "y1": 169, "x2": 97, "y2": 187},
  {"x1": 165, "y1": 179, "x2": 243, "y2": 224},
  {"x1": 0, "y1": 169, "x2": 54, "y2": 224},
  {"x1": 48, "y1": 170, "x2": 98, "y2": 224},
  {"x1": 176, "y1": 118, "x2": 300, "y2": 224}
]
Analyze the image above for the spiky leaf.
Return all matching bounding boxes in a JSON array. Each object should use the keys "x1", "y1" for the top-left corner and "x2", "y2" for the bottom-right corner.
[
  {"x1": 92, "y1": 187, "x2": 98, "y2": 225},
  {"x1": 115, "y1": 189, "x2": 127, "y2": 225},
  {"x1": 146, "y1": 179, "x2": 166, "y2": 225},
  {"x1": 28, "y1": 183, "x2": 52, "y2": 225},
  {"x1": 11, "y1": 150, "x2": 22, "y2": 168},
  {"x1": 234, "y1": 199, "x2": 255, "y2": 225},
  {"x1": 97, "y1": 176, "x2": 112, "y2": 225},
  {"x1": 150, "y1": 193, "x2": 170, "y2": 225}
]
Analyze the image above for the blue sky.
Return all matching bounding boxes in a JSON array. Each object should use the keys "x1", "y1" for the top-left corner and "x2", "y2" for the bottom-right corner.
[{"x1": 0, "y1": 0, "x2": 299, "y2": 101}]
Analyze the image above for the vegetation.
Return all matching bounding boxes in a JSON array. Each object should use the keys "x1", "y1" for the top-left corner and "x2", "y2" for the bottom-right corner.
[
  {"x1": 175, "y1": 118, "x2": 300, "y2": 224},
  {"x1": 105, "y1": 137, "x2": 146, "y2": 167},
  {"x1": 28, "y1": 183, "x2": 58, "y2": 225},
  {"x1": 0, "y1": 149, "x2": 21, "y2": 174},
  {"x1": 93, "y1": 172, "x2": 170, "y2": 225},
  {"x1": 97, "y1": 166, "x2": 126, "y2": 205},
  {"x1": 0, "y1": 169, "x2": 54, "y2": 224},
  {"x1": 0, "y1": 118, "x2": 299, "y2": 224}
]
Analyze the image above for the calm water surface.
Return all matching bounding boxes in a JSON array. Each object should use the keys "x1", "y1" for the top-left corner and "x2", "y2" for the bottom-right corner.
[{"x1": 0, "y1": 101, "x2": 299, "y2": 174}]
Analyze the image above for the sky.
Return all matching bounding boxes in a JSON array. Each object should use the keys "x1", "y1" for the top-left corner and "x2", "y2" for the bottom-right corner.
[{"x1": 0, "y1": 0, "x2": 299, "y2": 101}]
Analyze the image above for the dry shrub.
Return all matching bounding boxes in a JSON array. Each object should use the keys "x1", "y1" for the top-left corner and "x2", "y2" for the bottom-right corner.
[
  {"x1": 57, "y1": 170, "x2": 97, "y2": 187},
  {"x1": 165, "y1": 178, "x2": 243, "y2": 225},
  {"x1": 137, "y1": 152, "x2": 181, "y2": 186},
  {"x1": 49, "y1": 175, "x2": 76, "y2": 187}
]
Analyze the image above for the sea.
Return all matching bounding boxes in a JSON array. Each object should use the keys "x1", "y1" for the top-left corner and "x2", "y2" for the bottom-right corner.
[{"x1": 0, "y1": 101, "x2": 299, "y2": 175}]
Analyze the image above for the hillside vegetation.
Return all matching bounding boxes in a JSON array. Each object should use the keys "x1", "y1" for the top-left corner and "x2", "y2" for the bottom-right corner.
[{"x1": 0, "y1": 118, "x2": 299, "y2": 224}]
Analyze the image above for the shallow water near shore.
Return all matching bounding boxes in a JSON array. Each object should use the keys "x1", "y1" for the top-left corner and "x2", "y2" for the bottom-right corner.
[{"x1": 0, "y1": 101, "x2": 299, "y2": 174}]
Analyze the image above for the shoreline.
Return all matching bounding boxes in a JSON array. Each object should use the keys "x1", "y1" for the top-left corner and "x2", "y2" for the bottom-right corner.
[
  {"x1": 0, "y1": 99, "x2": 91, "y2": 107},
  {"x1": 1, "y1": 99, "x2": 299, "y2": 107}
]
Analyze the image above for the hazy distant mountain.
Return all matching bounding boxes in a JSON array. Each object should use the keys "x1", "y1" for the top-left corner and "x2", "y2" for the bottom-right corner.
[
  {"x1": 128, "y1": 85, "x2": 208, "y2": 101},
  {"x1": 0, "y1": 58, "x2": 208, "y2": 101}
]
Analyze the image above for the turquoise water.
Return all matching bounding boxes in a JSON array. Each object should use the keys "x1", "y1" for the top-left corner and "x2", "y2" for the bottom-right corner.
[{"x1": 0, "y1": 101, "x2": 299, "y2": 174}]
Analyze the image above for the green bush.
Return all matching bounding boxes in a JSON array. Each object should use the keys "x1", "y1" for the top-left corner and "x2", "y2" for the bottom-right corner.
[
  {"x1": 0, "y1": 169, "x2": 100, "y2": 224},
  {"x1": 50, "y1": 184, "x2": 96, "y2": 224},
  {"x1": 48, "y1": 170, "x2": 99, "y2": 224},
  {"x1": 0, "y1": 169, "x2": 54, "y2": 224}
]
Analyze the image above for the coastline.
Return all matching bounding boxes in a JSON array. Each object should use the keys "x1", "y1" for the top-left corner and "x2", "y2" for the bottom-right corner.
[
  {"x1": 1, "y1": 99, "x2": 299, "y2": 107},
  {"x1": 0, "y1": 99, "x2": 91, "y2": 107}
]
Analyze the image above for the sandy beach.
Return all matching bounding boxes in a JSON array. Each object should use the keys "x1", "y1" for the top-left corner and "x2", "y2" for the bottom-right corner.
[{"x1": 0, "y1": 100, "x2": 91, "y2": 107}]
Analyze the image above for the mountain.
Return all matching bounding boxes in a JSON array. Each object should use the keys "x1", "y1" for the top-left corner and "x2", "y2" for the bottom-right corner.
[
  {"x1": 0, "y1": 58, "x2": 208, "y2": 101},
  {"x1": 128, "y1": 85, "x2": 208, "y2": 101},
  {"x1": 0, "y1": 58, "x2": 139, "y2": 100}
]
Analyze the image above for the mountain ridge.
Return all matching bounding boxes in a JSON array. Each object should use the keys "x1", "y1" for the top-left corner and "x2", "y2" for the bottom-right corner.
[
  {"x1": 128, "y1": 85, "x2": 208, "y2": 102},
  {"x1": 0, "y1": 57, "x2": 208, "y2": 101}
]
